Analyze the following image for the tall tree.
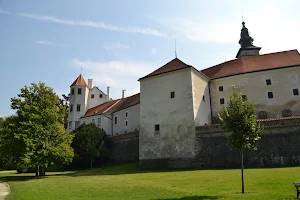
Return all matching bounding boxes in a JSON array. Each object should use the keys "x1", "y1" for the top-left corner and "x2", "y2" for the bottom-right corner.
[
  {"x1": 0, "y1": 117, "x2": 3, "y2": 128},
  {"x1": 218, "y1": 86, "x2": 263, "y2": 193},
  {"x1": 56, "y1": 94, "x2": 70, "y2": 130},
  {"x1": 1, "y1": 82, "x2": 74, "y2": 176},
  {"x1": 72, "y1": 123, "x2": 108, "y2": 169}
]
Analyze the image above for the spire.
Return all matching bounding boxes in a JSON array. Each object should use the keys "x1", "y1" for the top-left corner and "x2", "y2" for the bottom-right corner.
[
  {"x1": 236, "y1": 21, "x2": 261, "y2": 58},
  {"x1": 70, "y1": 74, "x2": 88, "y2": 87}
]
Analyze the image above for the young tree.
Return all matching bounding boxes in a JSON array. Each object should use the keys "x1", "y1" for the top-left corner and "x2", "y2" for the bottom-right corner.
[
  {"x1": 72, "y1": 123, "x2": 108, "y2": 169},
  {"x1": 1, "y1": 82, "x2": 74, "y2": 176},
  {"x1": 218, "y1": 86, "x2": 263, "y2": 193}
]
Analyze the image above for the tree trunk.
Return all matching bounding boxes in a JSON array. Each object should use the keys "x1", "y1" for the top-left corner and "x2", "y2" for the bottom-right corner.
[
  {"x1": 90, "y1": 156, "x2": 93, "y2": 169},
  {"x1": 241, "y1": 150, "x2": 245, "y2": 194},
  {"x1": 35, "y1": 165, "x2": 39, "y2": 177},
  {"x1": 39, "y1": 166, "x2": 46, "y2": 176}
]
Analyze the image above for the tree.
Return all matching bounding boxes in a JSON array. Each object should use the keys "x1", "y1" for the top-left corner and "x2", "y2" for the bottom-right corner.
[
  {"x1": 56, "y1": 94, "x2": 70, "y2": 130},
  {"x1": 71, "y1": 123, "x2": 108, "y2": 169},
  {"x1": 0, "y1": 82, "x2": 74, "y2": 176},
  {"x1": 218, "y1": 86, "x2": 264, "y2": 193},
  {"x1": 0, "y1": 117, "x2": 3, "y2": 128}
]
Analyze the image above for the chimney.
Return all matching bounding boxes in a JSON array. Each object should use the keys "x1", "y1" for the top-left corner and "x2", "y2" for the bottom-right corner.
[
  {"x1": 107, "y1": 86, "x2": 110, "y2": 100},
  {"x1": 122, "y1": 89, "x2": 126, "y2": 98},
  {"x1": 88, "y1": 79, "x2": 93, "y2": 89}
]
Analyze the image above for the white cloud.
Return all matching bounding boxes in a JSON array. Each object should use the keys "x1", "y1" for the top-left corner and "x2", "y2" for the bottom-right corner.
[
  {"x1": 151, "y1": 48, "x2": 157, "y2": 55},
  {"x1": 17, "y1": 13, "x2": 167, "y2": 37},
  {"x1": 0, "y1": 9, "x2": 10, "y2": 15},
  {"x1": 103, "y1": 43, "x2": 130, "y2": 51},
  {"x1": 71, "y1": 59, "x2": 157, "y2": 99},
  {"x1": 35, "y1": 40, "x2": 65, "y2": 46}
]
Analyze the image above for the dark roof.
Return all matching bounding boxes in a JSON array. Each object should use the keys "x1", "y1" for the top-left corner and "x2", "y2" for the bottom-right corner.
[
  {"x1": 114, "y1": 93, "x2": 140, "y2": 112},
  {"x1": 201, "y1": 50, "x2": 300, "y2": 79},
  {"x1": 70, "y1": 74, "x2": 88, "y2": 87},
  {"x1": 83, "y1": 100, "x2": 119, "y2": 118},
  {"x1": 139, "y1": 58, "x2": 192, "y2": 80}
]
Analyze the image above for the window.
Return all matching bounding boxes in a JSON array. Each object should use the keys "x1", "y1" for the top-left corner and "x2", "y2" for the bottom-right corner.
[
  {"x1": 91, "y1": 94, "x2": 94, "y2": 99},
  {"x1": 99, "y1": 94, "x2": 103, "y2": 98},
  {"x1": 78, "y1": 88, "x2": 82, "y2": 94},
  {"x1": 70, "y1": 104, "x2": 73, "y2": 112},
  {"x1": 71, "y1": 88, "x2": 74, "y2": 95},
  {"x1": 293, "y1": 89, "x2": 299, "y2": 96},
  {"x1": 170, "y1": 91, "x2": 175, "y2": 98},
  {"x1": 203, "y1": 95, "x2": 205, "y2": 102},
  {"x1": 155, "y1": 124, "x2": 160, "y2": 131},
  {"x1": 68, "y1": 121, "x2": 72, "y2": 130},
  {"x1": 76, "y1": 104, "x2": 81, "y2": 112},
  {"x1": 125, "y1": 112, "x2": 128, "y2": 118},
  {"x1": 82, "y1": 121, "x2": 86, "y2": 125},
  {"x1": 266, "y1": 79, "x2": 271, "y2": 85},
  {"x1": 219, "y1": 86, "x2": 223, "y2": 92},
  {"x1": 92, "y1": 119, "x2": 95, "y2": 124},
  {"x1": 75, "y1": 121, "x2": 79, "y2": 129},
  {"x1": 97, "y1": 118, "x2": 101, "y2": 126},
  {"x1": 220, "y1": 98, "x2": 225, "y2": 105},
  {"x1": 268, "y1": 92, "x2": 273, "y2": 99},
  {"x1": 125, "y1": 120, "x2": 128, "y2": 126},
  {"x1": 114, "y1": 116, "x2": 118, "y2": 125},
  {"x1": 242, "y1": 95, "x2": 247, "y2": 101}
]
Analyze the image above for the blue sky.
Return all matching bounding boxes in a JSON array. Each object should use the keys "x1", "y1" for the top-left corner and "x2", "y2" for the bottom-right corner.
[{"x1": 1, "y1": 0, "x2": 300, "y2": 117}]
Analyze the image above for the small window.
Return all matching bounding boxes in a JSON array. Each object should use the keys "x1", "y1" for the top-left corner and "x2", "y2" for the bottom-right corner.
[
  {"x1": 114, "y1": 116, "x2": 118, "y2": 125},
  {"x1": 203, "y1": 95, "x2": 205, "y2": 102},
  {"x1": 82, "y1": 121, "x2": 86, "y2": 125},
  {"x1": 68, "y1": 121, "x2": 72, "y2": 130},
  {"x1": 266, "y1": 79, "x2": 271, "y2": 85},
  {"x1": 155, "y1": 124, "x2": 160, "y2": 131},
  {"x1": 220, "y1": 98, "x2": 225, "y2": 105},
  {"x1": 99, "y1": 94, "x2": 103, "y2": 98},
  {"x1": 268, "y1": 92, "x2": 273, "y2": 99},
  {"x1": 97, "y1": 118, "x2": 101, "y2": 126},
  {"x1": 170, "y1": 91, "x2": 175, "y2": 98},
  {"x1": 71, "y1": 88, "x2": 74, "y2": 95},
  {"x1": 125, "y1": 120, "x2": 128, "y2": 126},
  {"x1": 219, "y1": 86, "x2": 223, "y2": 92},
  {"x1": 293, "y1": 89, "x2": 299, "y2": 96},
  {"x1": 242, "y1": 95, "x2": 247, "y2": 101},
  {"x1": 91, "y1": 94, "x2": 94, "y2": 99},
  {"x1": 92, "y1": 119, "x2": 95, "y2": 124},
  {"x1": 75, "y1": 121, "x2": 79, "y2": 129},
  {"x1": 125, "y1": 112, "x2": 128, "y2": 118},
  {"x1": 78, "y1": 88, "x2": 82, "y2": 94},
  {"x1": 70, "y1": 104, "x2": 73, "y2": 112},
  {"x1": 76, "y1": 104, "x2": 81, "y2": 112}
]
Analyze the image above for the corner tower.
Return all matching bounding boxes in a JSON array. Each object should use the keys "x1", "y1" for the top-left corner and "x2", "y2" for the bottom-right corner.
[
  {"x1": 68, "y1": 74, "x2": 89, "y2": 131},
  {"x1": 236, "y1": 21, "x2": 261, "y2": 58}
]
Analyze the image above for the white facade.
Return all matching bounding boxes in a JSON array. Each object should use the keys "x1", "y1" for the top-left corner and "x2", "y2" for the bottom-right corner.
[
  {"x1": 80, "y1": 114, "x2": 113, "y2": 136},
  {"x1": 87, "y1": 87, "x2": 109, "y2": 109}
]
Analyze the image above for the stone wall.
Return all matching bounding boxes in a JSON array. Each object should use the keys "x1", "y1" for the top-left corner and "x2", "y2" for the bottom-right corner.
[
  {"x1": 110, "y1": 131, "x2": 139, "y2": 163},
  {"x1": 195, "y1": 117, "x2": 300, "y2": 168}
]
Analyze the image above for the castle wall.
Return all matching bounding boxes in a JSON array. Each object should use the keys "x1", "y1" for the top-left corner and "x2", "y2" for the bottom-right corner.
[
  {"x1": 110, "y1": 131, "x2": 139, "y2": 163},
  {"x1": 113, "y1": 104, "x2": 140, "y2": 136},
  {"x1": 210, "y1": 66, "x2": 300, "y2": 123},
  {"x1": 139, "y1": 68, "x2": 196, "y2": 160}
]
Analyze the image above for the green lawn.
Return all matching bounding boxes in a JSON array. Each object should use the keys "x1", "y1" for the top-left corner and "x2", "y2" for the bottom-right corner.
[{"x1": 1, "y1": 164, "x2": 299, "y2": 200}]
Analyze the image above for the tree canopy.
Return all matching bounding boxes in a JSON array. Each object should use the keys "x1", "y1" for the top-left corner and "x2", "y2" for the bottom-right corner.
[{"x1": 0, "y1": 82, "x2": 74, "y2": 176}]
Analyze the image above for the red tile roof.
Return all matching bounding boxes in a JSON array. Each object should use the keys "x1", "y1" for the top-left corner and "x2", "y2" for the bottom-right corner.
[
  {"x1": 83, "y1": 100, "x2": 119, "y2": 118},
  {"x1": 114, "y1": 93, "x2": 140, "y2": 112},
  {"x1": 201, "y1": 50, "x2": 300, "y2": 79},
  {"x1": 257, "y1": 115, "x2": 300, "y2": 122},
  {"x1": 70, "y1": 74, "x2": 88, "y2": 87},
  {"x1": 139, "y1": 58, "x2": 192, "y2": 80}
]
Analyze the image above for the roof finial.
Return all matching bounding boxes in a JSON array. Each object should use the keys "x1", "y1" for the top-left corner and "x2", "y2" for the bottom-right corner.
[
  {"x1": 81, "y1": 67, "x2": 83, "y2": 74},
  {"x1": 175, "y1": 38, "x2": 177, "y2": 58}
]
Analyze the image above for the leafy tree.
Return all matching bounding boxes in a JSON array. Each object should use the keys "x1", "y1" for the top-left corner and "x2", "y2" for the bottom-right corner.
[
  {"x1": 56, "y1": 94, "x2": 70, "y2": 130},
  {"x1": 72, "y1": 123, "x2": 108, "y2": 169},
  {"x1": 0, "y1": 82, "x2": 74, "y2": 176},
  {"x1": 218, "y1": 86, "x2": 264, "y2": 193},
  {"x1": 0, "y1": 117, "x2": 4, "y2": 128}
]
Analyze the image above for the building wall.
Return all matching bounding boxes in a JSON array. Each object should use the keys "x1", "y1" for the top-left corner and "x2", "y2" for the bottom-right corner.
[
  {"x1": 80, "y1": 114, "x2": 113, "y2": 135},
  {"x1": 68, "y1": 85, "x2": 89, "y2": 131},
  {"x1": 113, "y1": 104, "x2": 140, "y2": 136},
  {"x1": 139, "y1": 68, "x2": 196, "y2": 160},
  {"x1": 191, "y1": 69, "x2": 211, "y2": 126},
  {"x1": 87, "y1": 87, "x2": 109, "y2": 110},
  {"x1": 210, "y1": 66, "x2": 300, "y2": 122}
]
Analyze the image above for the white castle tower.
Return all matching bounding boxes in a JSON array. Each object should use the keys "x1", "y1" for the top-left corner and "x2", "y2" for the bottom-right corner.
[{"x1": 68, "y1": 74, "x2": 89, "y2": 131}]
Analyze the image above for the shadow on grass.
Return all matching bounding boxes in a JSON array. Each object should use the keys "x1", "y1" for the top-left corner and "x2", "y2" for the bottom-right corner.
[
  {"x1": 155, "y1": 196, "x2": 220, "y2": 200},
  {"x1": 0, "y1": 174, "x2": 42, "y2": 182}
]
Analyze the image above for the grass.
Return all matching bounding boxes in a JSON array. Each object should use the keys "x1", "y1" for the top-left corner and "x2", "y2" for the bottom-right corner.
[{"x1": 0, "y1": 164, "x2": 300, "y2": 200}]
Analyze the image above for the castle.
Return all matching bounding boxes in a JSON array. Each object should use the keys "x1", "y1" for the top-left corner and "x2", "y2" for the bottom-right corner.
[{"x1": 68, "y1": 21, "x2": 300, "y2": 167}]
